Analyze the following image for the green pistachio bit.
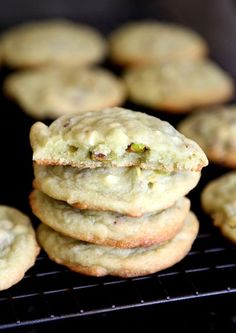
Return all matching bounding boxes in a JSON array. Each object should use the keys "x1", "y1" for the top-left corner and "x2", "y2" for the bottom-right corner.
[{"x1": 127, "y1": 143, "x2": 147, "y2": 153}]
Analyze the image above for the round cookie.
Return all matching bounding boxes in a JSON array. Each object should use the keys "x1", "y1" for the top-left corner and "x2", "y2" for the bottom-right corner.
[
  {"x1": 178, "y1": 105, "x2": 236, "y2": 168},
  {"x1": 124, "y1": 60, "x2": 234, "y2": 112},
  {"x1": 30, "y1": 190, "x2": 190, "y2": 248},
  {"x1": 30, "y1": 107, "x2": 208, "y2": 171},
  {"x1": 33, "y1": 164, "x2": 200, "y2": 217},
  {"x1": 0, "y1": 205, "x2": 40, "y2": 291},
  {"x1": 109, "y1": 21, "x2": 208, "y2": 67},
  {"x1": 4, "y1": 67, "x2": 126, "y2": 119},
  {"x1": 0, "y1": 19, "x2": 107, "y2": 68},
  {"x1": 37, "y1": 212, "x2": 199, "y2": 278},
  {"x1": 201, "y1": 172, "x2": 236, "y2": 242}
]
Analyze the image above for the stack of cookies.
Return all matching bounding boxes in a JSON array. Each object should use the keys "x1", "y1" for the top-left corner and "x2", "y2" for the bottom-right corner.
[{"x1": 29, "y1": 107, "x2": 208, "y2": 277}]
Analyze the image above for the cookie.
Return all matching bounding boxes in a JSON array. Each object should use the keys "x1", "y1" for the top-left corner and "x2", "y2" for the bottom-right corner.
[
  {"x1": 30, "y1": 190, "x2": 190, "y2": 248},
  {"x1": 178, "y1": 105, "x2": 236, "y2": 168},
  {"x1": 30, "y1": 107, "x2": 208, "y2": 171},
  {"x1": 109, "y1": 21, "x2": 208, "y2": 67},
  {"x1": 210, "y1": 221, "x2": 236, "y2": 243},
  {"x1": 37, "y1": 211, "x2": 199, "y2": 278},
  {"x1": 0, "y1": 19, "x2": 107, "y2": 68},
  {"x1": 33, "y1": 164, "x2": 200, "y2": 217},
  {"x1": 201, "y1": 172, "x2": 236, "y2": 242},
  {"x1": 0, "y1": 205, "x2": 40, "y2": 291},
  {"x1": 124, "y1": 59, "x2": 234, "y2": 112},
  {"x1": 4, "y1": 67, "x2": 126, "y2": 119}
]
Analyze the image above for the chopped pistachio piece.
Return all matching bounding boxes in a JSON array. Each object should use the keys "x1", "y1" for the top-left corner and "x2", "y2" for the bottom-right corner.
[{"x1": 127, "y1": 143, "x2": 148, "y2": 153}]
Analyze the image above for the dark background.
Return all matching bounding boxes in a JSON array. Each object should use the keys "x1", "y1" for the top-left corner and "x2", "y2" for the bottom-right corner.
[{"x1": 1, "y1": 1, "x2": 236, "y2": 332}]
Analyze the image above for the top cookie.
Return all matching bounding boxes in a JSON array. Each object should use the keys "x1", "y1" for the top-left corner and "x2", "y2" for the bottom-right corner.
[
  {"x1": 0, "y1": 205, "x2": 39, "y2": 290},
  {"x1": 178, "y1": 105, "x2": 236, "y2": 168},
  {"x1": 0, "y1": 19, "x2": 107, "y2": 68},
  {"x1": 109, "y1": 21, "x2": 208, "y2": 67},
  {"x1": 124, "y1": 59, "x2": 234, "y2": 112},
  {"x1": 30, "y1": 107, "x2": 208, "y2": 171}
]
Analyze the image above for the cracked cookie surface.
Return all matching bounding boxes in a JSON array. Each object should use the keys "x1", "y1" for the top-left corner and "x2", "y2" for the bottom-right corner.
[{"x1": 30, "y1": 107, "x2": 208, "y2": 170}]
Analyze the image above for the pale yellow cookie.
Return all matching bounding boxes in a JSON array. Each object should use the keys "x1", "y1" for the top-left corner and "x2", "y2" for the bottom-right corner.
[
  {"x1": 37, "y1": 212, "x2": 199, "y2": 278},
  {"x1": 0, "y1": 205, "x2": 40, "y2": 291},
  {"x1": 178, "y1": 105, "x2": 236, "y2": 168},
  {"x1": 30, "y1": 107, "x2": 208, "y2": 171},
  {"x1": 30, "y1": 190, "x2": 190, "y2": 248},
  {"x1": 202, "y1": 172, "x2": 236, "y2": 242},
  {"x1": 109, "y1": 21, "x2": 208, "y2": 67},
  {"x1": 33, "y1": 164, "x2": 200, "y2": 217},
  {"x1": 4, "y1": 67, "x2": 126, "y2": 119},
  {"x1": 124, "y1": 60, "x2": 234, "y2": 112},
  {"x1": 0, "y1": 19, "x2": 107, "y2": 68}
]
